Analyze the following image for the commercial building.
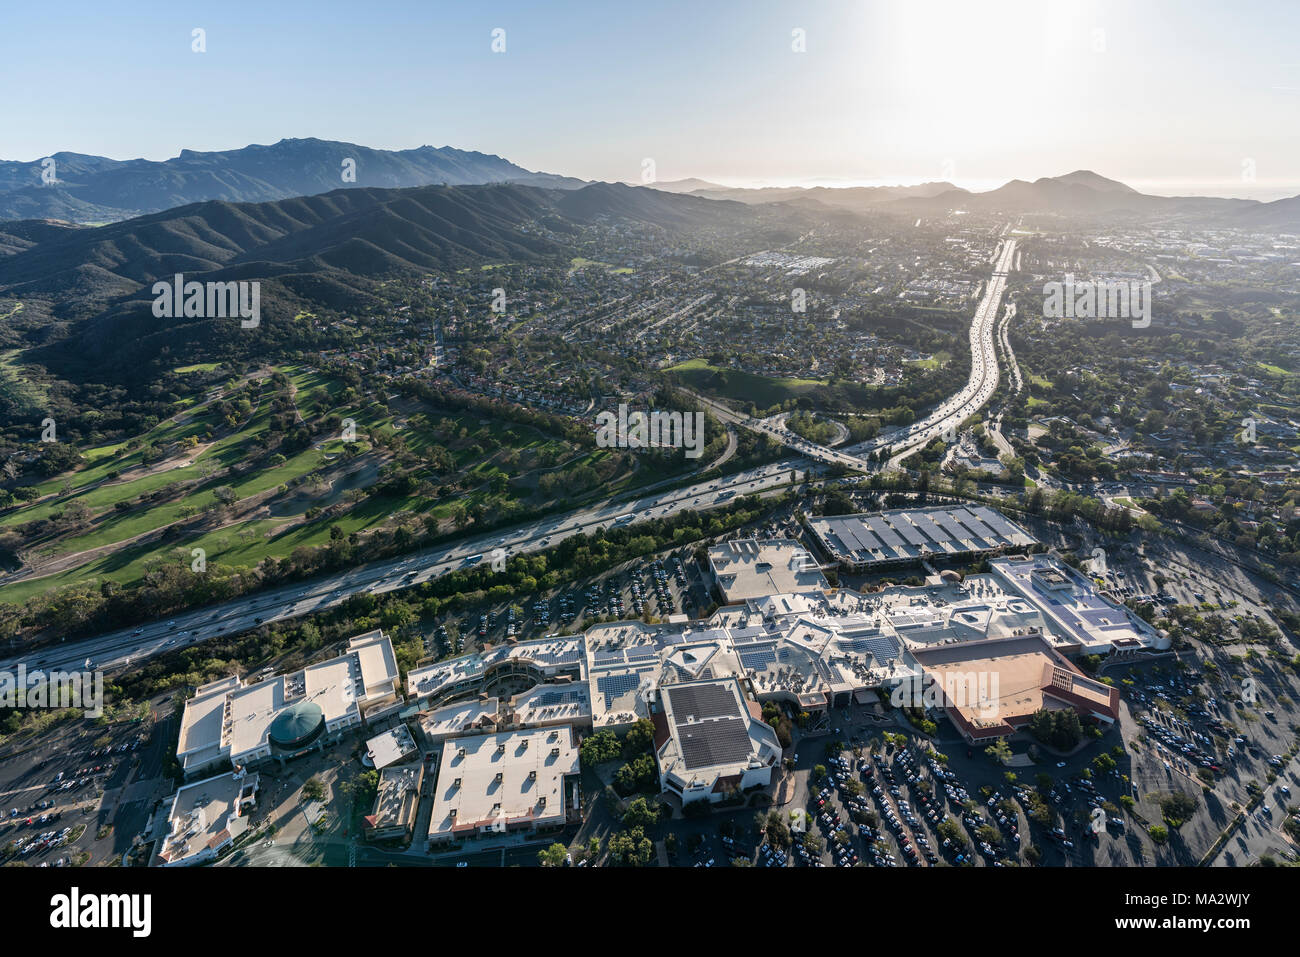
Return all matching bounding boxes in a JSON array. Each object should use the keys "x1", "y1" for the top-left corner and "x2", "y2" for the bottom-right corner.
[
  {"x1": 427, "y1": 726, "x2": 581, "y2": 846},
  {"x1": 154, "y1": 769, "x2": 260, "y2": 867},
  {"x1": 806, "y1": 505, "x2": 1037, "y2": 572},
  {"x1": 991, "y1": 555, "x2": 1170, "y2": 655},
  {"x1": 907, "y1": 633, "x2": 1121, "y2": 744},
  {"x1": 406, "y1": 635, "x2": 583, "y2": 710},
  {"x1": 708, "y1": 538, "x2": 829, "y2": 604},
  {"x1": 365, "y1": 724, "x2": 418, "y2": 770},
  {"x1": 364, "y1": 763, "x2": 424, "y2": 842},
  {"x1": 177, "y1": 630, "x2": 402, "y2": 777},
  {"x1": 651, "y1": 677, "x2": 782, "y2": 804}
]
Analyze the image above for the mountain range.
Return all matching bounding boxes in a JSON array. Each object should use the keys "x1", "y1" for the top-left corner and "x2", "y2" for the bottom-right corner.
[
  {"x1": 0, "y1": 181, "x2": 761, "y2": 382},
  {"x1": 0, "y1": 138, "x2": 587, "y2": 224},
  {"x1": 4, "y1": 133, "x2": 1297, "y2": 231},
  {"x1": 653, "y1": 169, "x2": 1300, "y2": 228}
]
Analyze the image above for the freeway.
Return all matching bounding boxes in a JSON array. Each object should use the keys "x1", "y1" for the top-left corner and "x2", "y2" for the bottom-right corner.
[
  {"x1": 873, "y1": 237, "x2": 1017, "y2": 467},
  {"x1": 4, "y1": 462, "x2": 806, "y2": 676},
  {"x1": 684, "y1": 236, "x2": 1018, "y2": 474}
]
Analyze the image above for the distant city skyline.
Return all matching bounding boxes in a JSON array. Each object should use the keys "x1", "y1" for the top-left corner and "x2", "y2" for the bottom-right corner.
[{"x1": 5, "y1": 0, "x2": 1300, "y2": 201}]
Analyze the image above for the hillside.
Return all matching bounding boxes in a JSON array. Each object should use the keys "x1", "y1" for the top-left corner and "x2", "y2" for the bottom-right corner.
[{"x1": 0, "y1": 181, "x2": 754, "y2": 380}]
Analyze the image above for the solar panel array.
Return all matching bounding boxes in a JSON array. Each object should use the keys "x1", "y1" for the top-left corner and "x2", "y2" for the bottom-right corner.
[
  {"x1": 538, "y1": 646, "x2": 582, "y2": 665},
  {"x1": 666, "y1": 683, "x2": 740, "y2": 722},
  {"x1": 534, "y1": 688, "x2": 584, "y2": 707},
  {"x1": 738, "y1": 645, "x2": 777, "y2": 672},
  {"x1": 812, "y1": 507, "x2": 1035, "y2": 566},
  {"x1": 596, "y1": 673, "x2": 641, "y2": 707},
  {"x1": 677, "y1": 717, "x2": 753, "y2": 770},
  {"x1": 971, "y1": 505, "x2": 1031, "y2": 542},
  {"x1": 857, "y1": 635, "x2": 900, "y2": 664}
]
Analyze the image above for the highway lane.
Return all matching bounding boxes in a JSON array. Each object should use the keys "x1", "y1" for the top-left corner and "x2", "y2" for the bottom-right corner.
[{"x1": 4, "y1": 462, "x2": 808, "y2": 676}]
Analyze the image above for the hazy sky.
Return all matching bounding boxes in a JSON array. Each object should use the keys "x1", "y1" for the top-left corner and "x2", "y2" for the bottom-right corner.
[{"x1": 4, "y1": 0, "x2": 1298, "y2": 198}]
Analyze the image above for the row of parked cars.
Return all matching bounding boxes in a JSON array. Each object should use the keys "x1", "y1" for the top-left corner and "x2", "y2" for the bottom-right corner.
[{"x1": 11, "y1": 825, "x2": 72, "y2": 858}]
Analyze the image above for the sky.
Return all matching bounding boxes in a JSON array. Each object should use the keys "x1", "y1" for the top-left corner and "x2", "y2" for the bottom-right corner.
[{"x1": 3, "y1": 0, "x2": 1298, "y2": 199}]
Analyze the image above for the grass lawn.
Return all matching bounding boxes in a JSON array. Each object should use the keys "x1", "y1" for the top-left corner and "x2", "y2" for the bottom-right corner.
[
  {"x1": 668, "y1": 358, "x2": 825, "y2": 407},
  {"x1": 1256, "y1": 362, "x2": 1293, "y2": 377},
  {"x1": 173, "y1": 362, "x2": 222, "y2": 374}
]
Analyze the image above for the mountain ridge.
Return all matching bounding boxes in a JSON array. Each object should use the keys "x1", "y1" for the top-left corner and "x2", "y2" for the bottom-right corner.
[{"x1": 0, "y1": 138, "x2": 588, "y2": 224}]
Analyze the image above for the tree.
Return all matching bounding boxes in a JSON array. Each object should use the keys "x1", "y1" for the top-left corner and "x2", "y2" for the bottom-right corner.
[
  {"x1": 622, "y1": 795, "x2": 660, "y2": 830},
  {"x1": 607, "y1": 826, "x2": 655, "y2": 866},
  {"x1": 1159, "y1": 791, "x2": 1197, "y2": 827},
  {"x1": 538, "y1": 843, "x2": 568, "y2": 867},
  {"x1": 622, "y1": 719, "x2": 655, "y2": 757},
  {"x1": 579, "y1": 729, "x2": 622, "y2": 765},
  {"x1": 985, "y1": 738, "x2": 1013, "y2": 766},
  {"x1": 302, "y1": 777, "x2": 326, "y2": 802}
]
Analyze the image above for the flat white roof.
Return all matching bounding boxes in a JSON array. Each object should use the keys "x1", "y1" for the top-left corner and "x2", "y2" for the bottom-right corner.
[
  {"x1": 709, "y1": 538, "x2": 829, "y2": 602},
  {"x1": 366, "y1": 725, "x2": 418, "y2": 770},
  {"x1": 156, "y1": 770, "x2": 259, "y2": 866},
  {"x1": 429, "y1": 726, "x2": 579, "y2": 840}
]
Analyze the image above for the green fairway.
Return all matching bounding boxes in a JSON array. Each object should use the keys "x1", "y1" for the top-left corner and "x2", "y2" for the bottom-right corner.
[
  {"x1": 667, "y1": 358, "x2": 825, "y2": 407},
  {"x1": 173, "y1": 362, "x2": 222, "y2": 374}
]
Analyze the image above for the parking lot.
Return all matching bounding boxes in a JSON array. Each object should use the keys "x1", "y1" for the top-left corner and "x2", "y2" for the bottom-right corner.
[{"x1": 0, "y1": 712, "x2": 170, "y2": 868}]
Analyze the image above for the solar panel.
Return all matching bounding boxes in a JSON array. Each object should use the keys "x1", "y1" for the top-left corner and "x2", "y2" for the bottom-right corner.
[
  {"x1": 535, "y1": 689, "x2": 583, "y2": 706},
  {"x1": 911, "y1": 511, "x2": 950, "y2": 546},
  {"x1": 865, "y1": 515, "x2": 906, "y2": 550},
  {"x1": 954, "y1": 508, "x2": 998, "y2": 544},
  {"x1": 667, "y1": 683, "x2": 739, "y2": 722},
  {"x1": 894, "y1": 519, "x2": 927, "y2": 547},
  {"x1": 934, "y1": 512, "x2": 972, "y2": 544},
  {"x1": 678, "y1": 717, "x2": 753, "y2": 770},
  {"x1": 972, "y1": 505, "x2": 1028, "y2": 542},
  {"x1": 739, "y1": 647, "x2": 776, "y2": 671},
  {"x1": 597, "y1": 673, "x2": 641, "y2": 707},
  {"x1": 859, "y1": 635, "x2": 900, "y2": 664}
]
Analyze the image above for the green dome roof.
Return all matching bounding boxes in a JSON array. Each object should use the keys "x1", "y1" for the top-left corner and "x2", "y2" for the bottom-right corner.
[{"x1": 267, "y1": 700, "x2": 325, "y2": 749}]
